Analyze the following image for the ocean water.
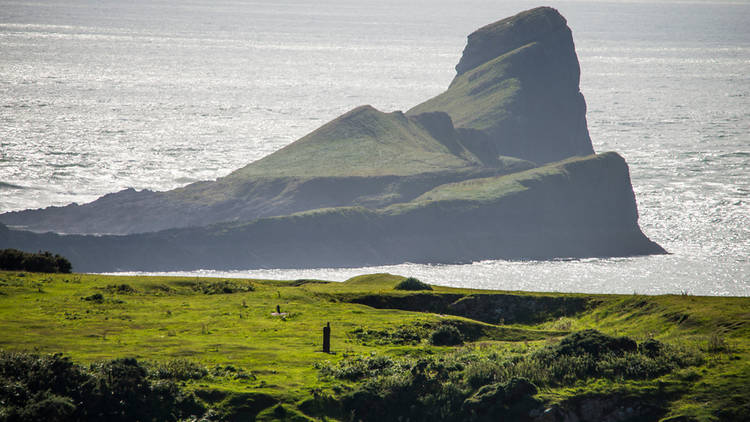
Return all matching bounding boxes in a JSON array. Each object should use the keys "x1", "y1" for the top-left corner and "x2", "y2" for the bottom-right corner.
[{"x1": 1, "y1": 0, "x2": 748, "y2": 295}]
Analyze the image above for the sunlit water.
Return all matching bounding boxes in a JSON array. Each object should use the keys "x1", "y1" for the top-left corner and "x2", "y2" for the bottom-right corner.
[{"x1": 2, "y1": 0, "x2": 748, "y2": 295}]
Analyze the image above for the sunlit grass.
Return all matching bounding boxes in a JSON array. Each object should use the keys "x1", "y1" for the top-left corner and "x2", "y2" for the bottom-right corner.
[{"x1": 1, "y1": 271, "x2": 747, "y2": 421}]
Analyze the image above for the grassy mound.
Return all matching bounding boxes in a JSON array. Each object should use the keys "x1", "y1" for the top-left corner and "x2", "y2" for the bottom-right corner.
[
  {"x1": 228, "y1": 106, "x2": 483, "y2": 179},
  {"x1": 394, "y1": 277, "x2": 433, "y2": 291}
]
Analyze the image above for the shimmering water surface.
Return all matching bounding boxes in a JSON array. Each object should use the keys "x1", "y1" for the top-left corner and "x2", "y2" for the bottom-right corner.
[{"x1": 1, "y1": 0, "x2": 748, "y2": 295}]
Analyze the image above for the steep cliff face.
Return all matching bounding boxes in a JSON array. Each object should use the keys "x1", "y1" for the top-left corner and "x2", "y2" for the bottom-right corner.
[
  {"x1": 410, "y1": 6, "x2": 593, "y2": 164},
  {"x1": 0, "y1": 153, "x2": 664, "y2": 272}
]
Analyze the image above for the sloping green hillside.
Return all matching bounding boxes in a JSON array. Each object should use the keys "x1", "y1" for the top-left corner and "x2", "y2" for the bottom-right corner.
[
  {"x1": 0, "y1": 271, "x2": 747, "y2": 421},
  {"x1": 408, "y1": 49, "x2": 522, "y2": 133},
  {"x1": 227, "y1": 107, "x2": 483, "y2": 179}
]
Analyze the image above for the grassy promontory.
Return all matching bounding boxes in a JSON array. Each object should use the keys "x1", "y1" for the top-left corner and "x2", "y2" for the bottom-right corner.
[{"x1": 0, "y1": 272, "x2": 747, "y2": 421}]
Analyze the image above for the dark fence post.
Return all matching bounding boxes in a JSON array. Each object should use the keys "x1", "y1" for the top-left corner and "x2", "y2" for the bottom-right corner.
[{"x1": 323, "y1": 322, "x2": 331, "y2": 353}]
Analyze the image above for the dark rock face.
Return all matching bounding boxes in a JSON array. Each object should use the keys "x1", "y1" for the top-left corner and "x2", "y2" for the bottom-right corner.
[
  {"x1": 455, "y1": 6, "x2": 570, "y2": 76},
  {"x1": 411, "y1": 6, "x2": 594, "y2": 164},
  {"x1": 0, "y1": 153, "x2": 665, "y2": 272},
  {"x1": 0, "y1": 166, "x2": 528, "y2": 235},
  {"x1": 533, "y1": 395, "x2": 667, "y2": 422}
]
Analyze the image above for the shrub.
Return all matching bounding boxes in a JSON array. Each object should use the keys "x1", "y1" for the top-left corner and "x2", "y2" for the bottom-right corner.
[
  {"x1": 394, "y1": 277, "x2": 433, "y2": 291},
  {"x1": 0, "y1": 351, "x2": 205, "y2": 422},
  {"x1": 192, "y1": 280, "x2": 254, "y2": 294},
  {"x1": 0, "y1": 249, "x2": 72, "y2": 273},
  {"x1": 349, "y1": 324, "x2": 428, "y2": 345},
  {"x1": 543, "y1": 329, "x2": 637, "y2": 358},
  {"x1": 82, "y1": 293, "x2": 104, "y2": 303},
  {"x1": 150, "y1": 359, "x2": 208, "y2": 381},
  {"x1": 639, "y1": 338, "x2": 665, "y2": 357},
  {"x1": 430, "y1": 325, "x2": 463, "y2": 346},
  {"x1": 316, "y1": 331, "x2": 704, "y2": 422},
  {"x1": 106, "y1": 284, "x2": 136, "y2": 294},
  {"x1": 462, "y1": 378, "x2": 539, "y2": 419}
]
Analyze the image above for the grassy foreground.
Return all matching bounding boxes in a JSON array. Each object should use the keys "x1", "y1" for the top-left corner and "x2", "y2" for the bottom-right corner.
[{"x1": 0, "y1": 271, "x2": 748, "y2": 421}]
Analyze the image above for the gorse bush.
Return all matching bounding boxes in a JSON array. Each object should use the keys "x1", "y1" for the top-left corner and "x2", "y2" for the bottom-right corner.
[
  {"x1": 0, "y1": 351, "x2": 205, "y2": 422},
  {"x1": 349, "y1": 324, "x2": 429, "y2": 345},
  {"x1": 543, "y1": 329, "x2": 637, "y2": 357},
  {"x1": 105, "y1": 284, "x2": 136, "y2": 294},
  {"x1": 316, "y1": 330, "x2": 704, "y2": 422},
  {"x1": 315, "y1": 354, "x2": 401, "y2": 381},
  {"x1": 149, "y1": 359, "x2": 209, "y2": 381},
  {"x1": 394, "y1": 277, "x2": 433, "y2": 291},
  {"x1": 430, "y1": 325, "x2": 464, "y2": 346},
  {"x1": 0, "y1": 249, "x2": 72, "y2": 273},
  {"x1": 191, "y1": 280, "x2": 255, "y2": 294}
]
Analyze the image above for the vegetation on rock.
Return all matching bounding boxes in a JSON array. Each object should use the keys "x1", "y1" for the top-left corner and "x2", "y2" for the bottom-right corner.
[{"x1": 393, "y1": 277, "x2": 433, "y2": 291}]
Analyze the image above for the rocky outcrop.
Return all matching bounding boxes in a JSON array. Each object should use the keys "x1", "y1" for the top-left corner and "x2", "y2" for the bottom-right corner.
[
  {"x1": 409, "y1": 6, "x2": 593, "y2": 164},
  {"x1": 3, "y1": 7, "x2": 592, "y2": 236},
  {"x1": 0, "y1": 8, "x2": 664, "y2": 270},
  {"x1": 531, "y1": 395, "x2": 667, "y2": 422},
  {"x1": 455, "y1": 6, "x2": 573, "y2": 76},
  {"x1": 0, "y1": 153, "x2": 664, "y2": 272}
]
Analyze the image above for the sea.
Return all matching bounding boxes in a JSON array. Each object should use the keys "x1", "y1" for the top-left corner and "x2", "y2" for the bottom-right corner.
[{"x1": 1, "y1": 0, "x2": 748, "y2": 295}]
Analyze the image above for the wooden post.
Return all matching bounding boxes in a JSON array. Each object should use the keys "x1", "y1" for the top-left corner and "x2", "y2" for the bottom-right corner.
[{"x1": 322, "y1": 322, "x2": 331, "y2": 353}]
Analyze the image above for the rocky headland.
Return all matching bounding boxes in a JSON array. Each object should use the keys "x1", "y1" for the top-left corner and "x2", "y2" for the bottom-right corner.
[{"x1": 0, "y1": 7, "x2": 665, "y2": 271}]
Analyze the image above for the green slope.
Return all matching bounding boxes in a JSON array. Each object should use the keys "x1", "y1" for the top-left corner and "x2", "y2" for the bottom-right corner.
[
  {"x1": 1, "y1": 271, "x2": 748, "y2": 421},
  {"x1": 408, "y1": 50, "x2": 522, "y2": 133},
  {"x1": 226, "y1": 107, "x2": 483, "y2": 179}
]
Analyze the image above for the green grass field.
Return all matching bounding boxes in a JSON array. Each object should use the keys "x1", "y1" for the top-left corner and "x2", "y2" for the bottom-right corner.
[{"x1": 0, "y1": 271, "x2": 747, "y2": 421}]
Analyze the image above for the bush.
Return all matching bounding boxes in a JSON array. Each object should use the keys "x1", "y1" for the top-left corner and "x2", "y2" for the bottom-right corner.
[
  {"x1": 0, "y1": 249, "x2": 72, "y2": 273},
  {"x1": 191, "y1": 280, "x2": 254, "y2": 294},
  {"x1": 430, "y1": 325, "x2": 463, "y2": 346},
  {"x1": 105, "y1": 284, "x2": 136, "y2": 294},
  {"x1": 317, "y1": 330, "x2": 704, "y2": 422},
  {"x1": 462, "y1": 378, "x2": 539, "y2": 419},
  {"x1": 639, "y1": 338, "x2": 665, "y2": 357},
  {"x1": 316, "y1": 354, "x2": 399, "y2": 381},
  {"x1": 82, "y1": 293, "x2": 104, "y2": 303},
  {"x1": 150, "y1": 359, "x2": 208, "y2": 381},
  {"x1": 349, "y1": 324, "x2": 428, "y2": 345},
  {"x1": 544, "y1": 329, "x2": 637, "y2": 358},
  {"x1": 0, "y1": 351, "x2": 205, "y2": 422},
  {"x1": 394, "y1": 277, "x2": 433, "y2": 291}
]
